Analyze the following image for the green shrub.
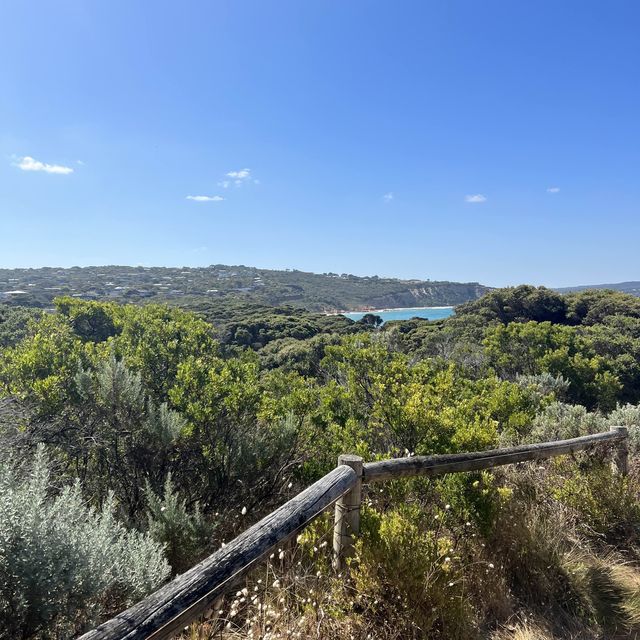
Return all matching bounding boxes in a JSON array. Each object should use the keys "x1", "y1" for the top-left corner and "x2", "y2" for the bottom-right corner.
[
  {"x1": 552, "y1": 462, "x2": 640, "y2": 540},
  {"x1": 145, "y1": 474, "x2": 215, "y2": 573},
  {"x1": 351, "y1": 504, "x2": 475, "y2": 638},
  {"x1": 0, "y1": 447, "x2": 170, "y2": 639},
  {"x1": 437, "y1": 471, "x2": 511, "y2": 536}
]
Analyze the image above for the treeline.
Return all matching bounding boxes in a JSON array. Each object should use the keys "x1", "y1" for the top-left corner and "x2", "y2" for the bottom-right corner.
[
  {"x1": 389, "y1": 286, "x2": 640, "y2": 410},
  {"x1": 1, "y1": 286, "x2": 640, "y2": 638}
]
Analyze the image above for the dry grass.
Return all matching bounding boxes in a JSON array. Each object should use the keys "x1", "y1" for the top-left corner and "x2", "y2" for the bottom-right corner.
[
  {"x1": 491, "y1": 617, "x2": 556, "y2": 640},
  {"x1": 181, "y1": 460, "x2": 640, "y2": 640}
]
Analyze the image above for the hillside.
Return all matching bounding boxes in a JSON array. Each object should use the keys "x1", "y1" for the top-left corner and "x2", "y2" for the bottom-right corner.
[
  {"x1": 556, "y1": 281, "x2": 640, "y2": 296},
  {"x1": 0, "y1": 265, "x2": 490, "y2": 311}
]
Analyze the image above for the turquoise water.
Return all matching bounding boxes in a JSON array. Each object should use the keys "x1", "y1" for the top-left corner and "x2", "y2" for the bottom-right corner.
[{"x1": 342, "y1": 306, "x2": 455, "y2": 323}]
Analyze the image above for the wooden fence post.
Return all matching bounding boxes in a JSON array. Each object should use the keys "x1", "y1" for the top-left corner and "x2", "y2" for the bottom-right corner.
[
  {"x1": 333, "y1": 454, "x2": 363, "y2": 571},
  {"x1": 610, "y1": 426, "x2": 629, "y2": 476}
]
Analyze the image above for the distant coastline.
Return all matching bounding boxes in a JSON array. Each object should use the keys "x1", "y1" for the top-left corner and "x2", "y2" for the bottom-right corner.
[
  {"x1": 327, "y1": 305, "x2": 454, "y2": 316},
  {"x1": 331, "y1": 306, "x2": 455, "y2": 324}
]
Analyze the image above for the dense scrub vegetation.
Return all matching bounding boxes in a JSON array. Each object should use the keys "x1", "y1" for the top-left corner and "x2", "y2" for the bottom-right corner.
[
  {"x1": 1, "y1": 285, "x2": 640, "y2": 638},
  {"x1": 557, "y1": 281, "x2": 640, "y2": 296}
]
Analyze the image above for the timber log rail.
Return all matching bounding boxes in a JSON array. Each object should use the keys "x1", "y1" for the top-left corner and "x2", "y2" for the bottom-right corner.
[{"x1": 80, "y1": 427, "x2": 630, "y2": 640}]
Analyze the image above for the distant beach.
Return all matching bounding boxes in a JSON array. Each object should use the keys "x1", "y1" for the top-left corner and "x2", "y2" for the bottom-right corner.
[{"x1": 338, "y1": 306, "x2": 455, "y2": 323}]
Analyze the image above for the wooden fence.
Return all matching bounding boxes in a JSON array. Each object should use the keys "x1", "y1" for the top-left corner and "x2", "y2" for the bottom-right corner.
[{"x1": 80, "y1": 426, "x2": 629, "y2": 640}]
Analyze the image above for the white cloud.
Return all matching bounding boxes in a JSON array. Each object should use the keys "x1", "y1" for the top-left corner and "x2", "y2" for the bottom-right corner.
[
  {"x1": 218, "y1": 168, "x2": 256, "y2": 189},
  {"x1": 465, "y1": 194, "x2": 487, "y2": 203},
  {"x1": 221, "y1": 168, "x2": 253, "y2": 187},
  {"x1": 186, "y1": 195, "x2": 224, "y2": 202},
  {"x1": 547, "y1": 186, "x2": 560, "y2": 193},
  {"x1": 383, "y1": 192, "x2": 394, "y2": 202},
  {"x1": 14, "y1": 156, "x2": 73, "y2": 175},
  {"x1": 226, "y1": 168, "x2": 250, "y2": 180}
]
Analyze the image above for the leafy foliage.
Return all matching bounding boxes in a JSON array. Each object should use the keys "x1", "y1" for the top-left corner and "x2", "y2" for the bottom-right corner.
[
  {"x1": 0, "y1": 448, "x2": 169, "y2": 639},
  {"x1": 145, "y1": 474, "x2": 215, "y2": 573},
  {"x1": 0, "y1": 304, "x2": 42, "y2": 348},
  {"x1": 0, "y1": 287, "x2": 639, "y2": 638}
]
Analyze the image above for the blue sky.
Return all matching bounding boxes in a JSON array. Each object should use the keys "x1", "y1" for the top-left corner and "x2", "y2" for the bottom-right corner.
[{"x1": 1, "y1": 1, "x2": 638, "y2": 287}]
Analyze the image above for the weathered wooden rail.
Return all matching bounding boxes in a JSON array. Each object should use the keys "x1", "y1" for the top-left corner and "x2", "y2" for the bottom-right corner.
[
  {"x1": 363, "y1": 428, "x2": 629, "y2": 482},
  {"x1": 80, "y1": 426, "x2": 629, "y2": 640}
]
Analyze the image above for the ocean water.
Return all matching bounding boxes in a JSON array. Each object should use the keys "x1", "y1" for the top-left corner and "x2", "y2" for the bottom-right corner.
[{"x1": 341, "y1": 306, "x2": 455, "y2": 323}]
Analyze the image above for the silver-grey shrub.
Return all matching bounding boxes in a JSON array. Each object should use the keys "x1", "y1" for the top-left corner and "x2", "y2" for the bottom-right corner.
[
  {"x1": 525, "y1": 401, "x2": 640, "y2": 451},
  {"x1": 515, "y1": 372, "x2": 571, "y2": 401},
  {"x1": 609, "y1": 404, "x2": 640, "y2": 454},
  {"x1": 0, "y1": 446, "x2": 170, "y2": 639},
  {"x1": 528, "y1": 401, "x2": 607, "y2": 443}
]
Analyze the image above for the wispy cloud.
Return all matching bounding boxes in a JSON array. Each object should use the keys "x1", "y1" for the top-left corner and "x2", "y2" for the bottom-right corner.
[
  {"x1": 13, "y1": 156, "x2": 74, "y2": 175},
  {"x1": 465, "y1": 194, "x2": 487, "y2": 203},
  {"x1": 220, "y1": 168, "x2": 254, "y2": 187},
  {"x1": 226, "y1": 168, "x2": 250, "y2": 180},
  {"x1": 547, "y1": 186, "x2": 560, "y2": 193},
  {"x1": 383, "y1": 192, "x2": 394, "y2": 203},
  {"x1": 186, "y1": 195, "x2": 224, "y2": 202}
]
